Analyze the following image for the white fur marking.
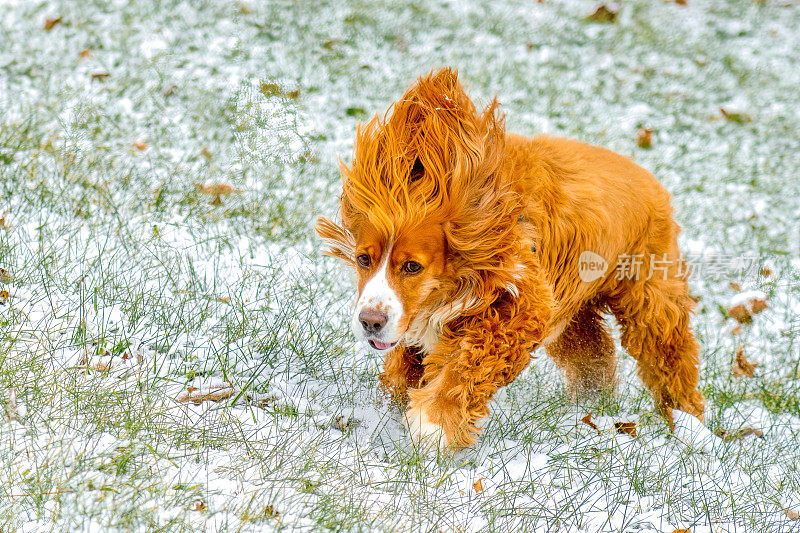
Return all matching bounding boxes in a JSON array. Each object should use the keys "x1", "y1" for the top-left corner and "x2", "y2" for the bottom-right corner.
[
  {"x1": 351, "y1": 247, "x2": 404, "y2": 344},
  {"x1": 405, "y1": 404, "x2": 447, "y2": 450}
]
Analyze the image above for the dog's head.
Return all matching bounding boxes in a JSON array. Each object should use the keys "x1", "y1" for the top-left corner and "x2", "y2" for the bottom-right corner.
[{"x1": 317, "y1": 68, "x2": 525, "y2": 353}]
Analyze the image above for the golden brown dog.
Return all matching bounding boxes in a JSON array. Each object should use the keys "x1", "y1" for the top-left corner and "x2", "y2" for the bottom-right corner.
[{"x1": 317, "y1": 68, "x2": 705, "y2": 449}]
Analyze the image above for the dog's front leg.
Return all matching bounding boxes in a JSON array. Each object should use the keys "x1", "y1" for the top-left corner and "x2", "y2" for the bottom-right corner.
[
  {"x1": 378, "y1": 345, "x2": 424, "y2": 404},
  {"x1": 405, "y1": 308, "x2": 547, "y2": 449}
]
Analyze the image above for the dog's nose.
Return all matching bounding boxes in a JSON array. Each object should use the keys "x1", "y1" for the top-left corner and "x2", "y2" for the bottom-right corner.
[{"x1": 359, "y1": 308, "x2": 387, "y2": 334}]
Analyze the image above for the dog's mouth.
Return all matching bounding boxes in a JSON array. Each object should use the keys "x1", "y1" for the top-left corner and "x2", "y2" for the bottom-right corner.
[{"x1": 368, "y1": 339, "x2": 397, "y2": 351}]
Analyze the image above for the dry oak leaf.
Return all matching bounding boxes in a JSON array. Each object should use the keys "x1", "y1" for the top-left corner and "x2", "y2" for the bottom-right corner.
[
  {"x1": 473, "y1": 477, "x2": 485, "y2": 493},
  {"x1": 43, "y1": 17, "x2": 62, "y2": 30},
  {"x1": 178, "y1": 385, "x2": 236, "y2": 405},
  {"x1": 732, "y1": 345, "x2": 758, "y2": 378},
  {"x1": 614, "y1": 421, "x2": 637, "y2": 437},
  {"x1": 785, "y1": 509, "x2": 799, "y2": 521},
  {"x1": 585, "y1": 4, "x2": 618, "y2": 23},
  {"x1": 714, "y1": 427, "x2": 764, "y2": 442},
  {"x1": 581, "y1": 412, "x2": 601, "y2": 434},
  {"x1": 720, "y1": 107, "x2": 753, "y2": 124},
  {"x1": 727, "y1": 292, "x2": 768, "y2": 324},
  {"x1": 636, "y1": 128, "x2": 653, "y2": 148},
  {"x1": 729, "y1": 281, "x2": 741, "y2": 292}
]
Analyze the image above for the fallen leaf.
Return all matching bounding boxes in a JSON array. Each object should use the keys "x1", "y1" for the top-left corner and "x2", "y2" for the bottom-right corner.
[
  {"x1": 732, "y1": 345, "x2": 758, "y2": 378},
  {"x1": 79, "y1": 49, "x2": 91, "y2": 58},
  {"x1": 197, "y1": 183, "x2": 235, "y2": 196},
  {"x1": 720, "y1": 107, "x2": 753, "y2": 124},
  {"x1": 526, "y1": 41, "x2": 536, "y2": 50},
  {"x1": 727, "y1": 304, "x2": 752, "y2": 324},
  {"x1": 750, "y1": 298, "x2": 768, "y2": 314},
  {"x1": 0, "y1": 268, "x2": 11, "y2": 284},
  {"x1": 90, "y1": 71, "x2": 110, "y2": 82},
  {"x1": 669, "y1": 0, "x2": 687, "y2": 5},
  {"x1": 163, "y1": 85, "x2": 178, "y2": 98},
  {"x1": 636, "y1": 128, "x2": 653, "y2": 148},
  {"x1": 43, "y1": 17, "x2": 62, "y2": 31},
  {"x1": 286, "y1": 89, "x2": 300, "y2": 99},
  {"x1": 178, "y1": 385, "x2": 235, "y2": 405},
  {"x1": 614, "y1": 421, "x2": 637, "y2": 437},
  {"x1": 729, "y1": 281, "x2": 741, "y2": 292},
  {"x1": 132, "y1": 140, "x2": 147, "y2": 151},
  {"x1": 5, "y1": 389, "x2": 18, "y2": 422},
  {"x1": 672, "y1": 529, "x2": 691, "y2": 533},
  {"x1": 0, "y1": 290, "x2": 9, "y2": 304},
  {"x1": 473, "y1": 477, "x2": 485, "y2": 493},
  {"x1": 0, "y1": 210, "x2": 7, "y2": 229},
  {"x1": 581, "y1": 412, "x2": 600, "y2": 433},
  {"x1": 200, "y1": 147, "x2": 213, "y2": 161},
  {"x1": 730, "y1": 324, "x2": 742, "y2": 336},
  {"x1": 189, "y1": 499, "x2": 206, "y2": 512},
  {"x1": 714, "y1": 427, "x2": 764, "y2": 442},
  {"x1": 785, "y1": 509, "x2": 799, "y2": 520},
  {"x1": 585, "y1": 4, "x2": 618, "y2": 23},
  {"x1": 761, "y1": 267, "x2": 772, "y2": 277}
]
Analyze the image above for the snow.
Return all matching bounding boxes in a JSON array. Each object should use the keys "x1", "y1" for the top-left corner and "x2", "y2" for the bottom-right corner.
[{"x1": 0, "y1": 0, "x2": 799, "y2": 531}]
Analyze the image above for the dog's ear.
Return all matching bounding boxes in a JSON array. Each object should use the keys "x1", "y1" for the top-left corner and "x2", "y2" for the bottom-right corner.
[{"x1": 315, "y1": 217, "x2": 356, "y2": 264}]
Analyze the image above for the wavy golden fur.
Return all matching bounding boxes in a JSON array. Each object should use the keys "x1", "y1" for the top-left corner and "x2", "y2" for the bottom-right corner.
[{"x1": 317, "y1": 68, "x2": 705, "y2": 449}]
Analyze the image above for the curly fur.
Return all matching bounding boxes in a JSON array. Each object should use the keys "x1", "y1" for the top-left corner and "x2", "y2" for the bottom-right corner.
[{"x1": 317, "y1": 68, "x2": 705, "y2": 449}]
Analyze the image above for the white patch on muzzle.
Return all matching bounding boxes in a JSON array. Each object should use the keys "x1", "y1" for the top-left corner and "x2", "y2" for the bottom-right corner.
[{"x1": 351, "y1": 248, "x2": 404, "y2": 348}]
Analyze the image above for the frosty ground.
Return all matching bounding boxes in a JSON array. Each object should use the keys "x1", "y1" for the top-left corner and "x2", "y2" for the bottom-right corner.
[{"x1": 1, "y1": 0, "x2": 799, "y2": 531}]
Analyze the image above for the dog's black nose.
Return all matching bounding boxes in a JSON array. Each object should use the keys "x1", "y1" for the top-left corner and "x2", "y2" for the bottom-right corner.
[{"x1": 359, "y1": 308, "x2": 387, "y2": 334}]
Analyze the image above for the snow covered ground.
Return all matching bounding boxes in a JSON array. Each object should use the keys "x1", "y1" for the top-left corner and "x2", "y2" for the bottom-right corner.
[{"x1": 1, "y1": 0, "x2": 799, "y2": 531}]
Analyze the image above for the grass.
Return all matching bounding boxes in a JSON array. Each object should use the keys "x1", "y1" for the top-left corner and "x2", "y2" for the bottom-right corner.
[{"x1": 1, "y1": 0, "x2": 800, "y2": 531}]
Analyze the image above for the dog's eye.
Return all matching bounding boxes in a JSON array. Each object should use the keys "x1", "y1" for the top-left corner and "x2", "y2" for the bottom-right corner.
[
  {"x1": 356, "y1": 254, "x2": 371, "y2": 268},
  {"x1": 403, "y1": 261, "x2": 423, "y2": 274}
]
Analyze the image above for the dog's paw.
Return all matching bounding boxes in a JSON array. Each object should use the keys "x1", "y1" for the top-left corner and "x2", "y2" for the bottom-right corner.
[{"x1": 404, "y1": 404, "x2": 448, "y2": 451}]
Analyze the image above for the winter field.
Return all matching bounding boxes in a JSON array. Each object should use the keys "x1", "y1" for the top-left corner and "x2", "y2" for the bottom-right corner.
[{"x1": 1, "y1": 0, "x2": 799, "y2": 531}]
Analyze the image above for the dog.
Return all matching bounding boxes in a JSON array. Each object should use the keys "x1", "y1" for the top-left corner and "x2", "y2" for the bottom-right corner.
[{"x1": 316, "y1": 68, "x2": 705, "y2": 449}]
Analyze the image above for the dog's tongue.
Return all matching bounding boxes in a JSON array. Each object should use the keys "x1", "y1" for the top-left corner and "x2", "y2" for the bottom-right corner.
[{"x1": 372, "y1": 340, "x2": 393, "y2": 350}]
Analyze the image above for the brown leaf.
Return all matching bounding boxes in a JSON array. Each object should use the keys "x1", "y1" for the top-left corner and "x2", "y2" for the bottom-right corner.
[
  {"x1": 614, "y1": 421, "x2": 637, "y2": 437},
  {"x1": 79, "y1": 49, "x2": 91, "y2": 59},
  {"x1": 286, "y1": 89, "x2": 300, "y2": 99},
  {"x1": 90, "y1": 71, "x2": 110, "y2": 82},
  {"x1": 43, "y1": 17, "x2": 62, "y2": 31},
  {"x1": 132, "y1": 140, "x2": 147, "y2": 151},
  {"x1": 0, "y1": 290, "x2": 9, "y2": 305},
  {"x1": 197, "y1": 183, "x2": 236, "y2": 196},
  {"x1": 720, "y1": 107, "x2": 753, "y2": 123},
  {"x1": 0, "y1": 268, "x2": 11, "y2": 284},
  {"x1": 732, "y1": 345, "x2": 758, "y2": 378},
  {"x1": 636, "y1": 128, "x2": 653, "y2": 148},
  {"x1": 669, "y1": 0, "x2": 688, "y2": 5},
  {"x1": 473, "y1": 477, "x2": 485, "y2": 493},
  {"x1": 672, "y1": 529, "x2": 691, "y2": 533},
  {"x1": 200, "y1": 147, "x2": 213, "y2": 161},
  {"x1": 750, "y1": 298, "x2": 768, "y2": 314},
  {"x1": 189, "y1": 499, "x2": 206, "y2": 512},
  {"x1": 178, "y1": 386, "x2": 235, "y2": 405},
  {"x1": 761, "y1": 267, "x2": 772, "y2": 277},
  {"x1": 714, "y1": 426, "x2": 764, "y2": 442},
  {"x1": 727, "y1": 304, "x2": 752, "y2": 324},
  {"x1": 729, "y1": 281, "x2": 741, "y2": 292},
  {"x1": 785, "y1": 509, "x2": 799, "y2": 521},
  {"x1": 0, "y1": 210, "x2": 7, "y2": 230},
  {"x1": 731, "y1": 324, "x2": 742, "y2": 336},
  {"x1": 581, "y1": 412, "x2": 600, "y2": 433},
  {"x1": 585, "y1": 4, "x2": 618, "y2": 23},
  {"x1": 5, "y1": 389, "x2": 18, "y2": 422}
]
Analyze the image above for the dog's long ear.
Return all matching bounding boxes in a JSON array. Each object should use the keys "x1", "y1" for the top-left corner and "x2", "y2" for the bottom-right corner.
[{"x1": 315, "y1": 217, "x2": 356, "y2": 264}]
